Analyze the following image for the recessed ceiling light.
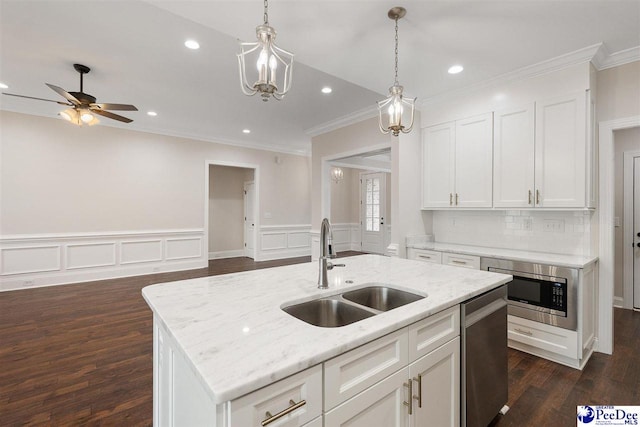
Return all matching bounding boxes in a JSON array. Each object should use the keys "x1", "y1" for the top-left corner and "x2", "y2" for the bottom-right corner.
[
  {"x1": 242, "y1": 129, "x2": 251, "y2": 134},
  {"x1": 184, "y1": 39, "x2": 200, "y2": 50},
  {"x1": 147, "y1": 111, "x2": 158, "y2": 117},
  {"x1": 448, "y1": 65, "x2": 464, "y2": 74},
  {"x1": 321, "y1": 87, "x2": 332, "y2": 94},
  {"x1": 0, "y1": 82, "x2": 8, "y2": 89}
]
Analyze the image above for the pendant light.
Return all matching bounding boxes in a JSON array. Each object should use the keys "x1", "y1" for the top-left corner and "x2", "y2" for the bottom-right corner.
[
  {"x1": 237, "y1": 0, "x2": 294, "y2": 101},
  {"x1": 377, "y1": 7, "x2": 416, "y2": 136}
]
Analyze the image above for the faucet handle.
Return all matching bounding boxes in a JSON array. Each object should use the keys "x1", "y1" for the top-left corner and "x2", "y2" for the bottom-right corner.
[{"x1": 327, "y1": 262, "x2": 345, "y2": 270}]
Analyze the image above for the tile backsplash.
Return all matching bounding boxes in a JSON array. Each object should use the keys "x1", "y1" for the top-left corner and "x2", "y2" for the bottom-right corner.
[{"x1": 432, "y1": 210, "x2": 593, "y2": 256}]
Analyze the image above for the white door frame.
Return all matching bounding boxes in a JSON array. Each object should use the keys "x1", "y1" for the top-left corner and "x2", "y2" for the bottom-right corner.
[
  {"x1": 622, "y1": 149, "x2": 640, "y2": 309},
  {"x1": 598, "y1": 116, "x2": 640, "y2": 355},
  {"x1": 205, "y1": 160, "x2": 260, "y2": 262},
  {"x1": 321, "y1": 143, "x2": 392, "y2": 223},
  {"x1": 244, "y1": 180, "x2": 256, "y2": 258}
]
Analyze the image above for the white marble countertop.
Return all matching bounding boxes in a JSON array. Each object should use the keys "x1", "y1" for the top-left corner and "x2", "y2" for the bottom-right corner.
[
  {"x1": 142, "y1": 254, "x2": 511, "y2": 404},
  {"x1": 406, "y1": 242, "x2": 597, "y2": 268}
]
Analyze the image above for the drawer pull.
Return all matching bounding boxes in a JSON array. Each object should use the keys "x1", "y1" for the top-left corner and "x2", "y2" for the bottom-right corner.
[
  {"x1": 403, "y1": 380, "x2": 413, "y2": 415},
  {"x1": 261, "y1": 399, "x2": 306, "y2": 426},
  {"x1": 451, "y1": 260, "x2": 467, "y2": 265},
  {"x1": 413, "y1": 374, "x2": 422, "y2": 408},
  {"x1": 514, "y1": 328, "x2": 533, "y2": 336},
  {"x1": 418, "y1": 254, "x2": 431, "y2": 259},
  {"x1": 528, "y1": 190, "x2": 532, "y2": 205}
]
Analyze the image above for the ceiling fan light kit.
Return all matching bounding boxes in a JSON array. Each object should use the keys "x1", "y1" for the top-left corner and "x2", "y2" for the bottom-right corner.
[
  {"x1": 377, "y1": 6, "x2": 416, "y2": 137},
  {"x1": 2, "y1": 63, "x2": 138, "y2": 126},
  {"x1": 237, "y1": 0, "x2": 294, "y2": 101}
]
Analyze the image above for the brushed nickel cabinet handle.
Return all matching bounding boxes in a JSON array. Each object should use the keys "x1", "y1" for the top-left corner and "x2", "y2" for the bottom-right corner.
[
  {"x1": 514, "y1": 328, "x2": 533, "y2": 336},
  {"x1": 528, "y1": 190, "x2": 532, "y2": 205},
  {"x1": 261, "y1": 399, "x2": 306, "y2": 426},
  {"x1": 451, "y1": 260, "x2": 467, "y2": 265},
  {"x1": 455, "y1": 193, "x2": 459, "y2": 205},
  {"x1": 403, "y1": 380, "x2": 413, "y2": 415},
  {"x1": 449, "y1": 193, "x2": 453, "y2": 206},
  {"x1": 413, "y1": 374, "x2": 422, "y2": 408},
  {"x1": 536, "y1": 189, "x2": 540, "y2": 205}
]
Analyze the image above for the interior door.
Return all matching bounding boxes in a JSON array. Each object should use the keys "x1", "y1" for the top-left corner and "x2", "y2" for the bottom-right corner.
[
  {"x1": 634, "y1": 158, "x2": 640, "y2": 308},
  {"x1": 360, "y1": 172, "x2": 386, "y2": 254},
  {"x1": 244, "y1": 181, "x2": 255, "y2": 259}
]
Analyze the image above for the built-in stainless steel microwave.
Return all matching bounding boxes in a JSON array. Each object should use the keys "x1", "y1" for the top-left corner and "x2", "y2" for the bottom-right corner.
[{"x1": 481, "y1": 258, "x2": 578, "y2": 331}]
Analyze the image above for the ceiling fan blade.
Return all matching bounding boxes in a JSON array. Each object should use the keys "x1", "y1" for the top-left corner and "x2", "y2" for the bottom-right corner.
[
  {"x1": 91, "y1": 108, "x2": 133, "y2": 123},
  {"x1": 2, "y1": 92, "x2": 71, "y2": 106},
  {"x1": 46, "y1": 83, "x2": 81, "y2": 104},
  {"x1": 91, "y1": 103, "x2": 138, "y2": 111}
]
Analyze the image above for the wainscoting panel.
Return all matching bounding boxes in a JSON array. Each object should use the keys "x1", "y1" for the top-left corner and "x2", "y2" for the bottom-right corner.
[
  {"x1": 1, "y1": 245, "x2": 61, "y2": 275},
  {"x1": 0, "y1": 230, "x2": 206, "y2": 291},
  {"x1": 258, "y1": 225, "x2": 311, "y2": 261},
  {"x1": 331, "y1": 223, "x2": 362, "y2": 253},
  {"x1": 66, "y1": 242, "x2": 117, "y2": 270},
  {"x1": 121, "y1": 240, "x2": 163, "y2": 265}
]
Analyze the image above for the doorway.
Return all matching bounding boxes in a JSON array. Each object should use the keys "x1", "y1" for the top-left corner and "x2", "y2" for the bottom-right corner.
[
  {"x1": 360, "y1": 172, "x2": 387, "y2": 254},
  {"x1": 618, "y1": 127, "x2": 640, "y2": 309},
  {"x1": 205, "y1": 161, "x2": 259, "y2": 261}
]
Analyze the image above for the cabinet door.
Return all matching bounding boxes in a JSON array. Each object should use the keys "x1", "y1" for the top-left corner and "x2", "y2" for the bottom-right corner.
[
  {"x1": 410, "y1": 337, "x2": 460, "y2": 427},
  {"x1": 493, "y1": 104, "x2": 535, "y2": 208},
  {"x1": 422, "y1": 122, "x2": 455, "y2": 208},
  {"x1": 455, "y1": 113, "x2": 493, "y2": 208},
  {"x1": 324, "y1": 369, "x2": 410, "y2": 427},
  {"x1": 534, "y1": 91, "x2": 587, "y2": 208}
]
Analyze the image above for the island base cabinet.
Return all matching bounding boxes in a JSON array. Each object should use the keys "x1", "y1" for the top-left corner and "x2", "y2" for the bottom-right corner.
[
  {"x1": 324, "y1": 337, "x2": 460, "y2": 427},
  {"x1": 324, "y1": 369, "x2": 410, "y2": 427},
  {"x1": 410, "y1": 337, "x2": 460, "y2": 427}
]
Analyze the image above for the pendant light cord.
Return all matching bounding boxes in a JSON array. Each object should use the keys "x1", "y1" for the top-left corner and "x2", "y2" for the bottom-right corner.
[
  {"x1": 264, "y1": 0, "x2": 269, "y2": 25},
  {"x1": 394, "y1": 17, "x2": 399, "y2": 85}
]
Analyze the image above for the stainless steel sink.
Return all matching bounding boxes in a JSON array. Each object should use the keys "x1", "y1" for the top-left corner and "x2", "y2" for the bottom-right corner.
[
  {"x1": 283, "y1": 298, "x2": 375, "y2": 327},
  {"x1": 341, "y1": 286, "x2": 424, "y2": 311}
]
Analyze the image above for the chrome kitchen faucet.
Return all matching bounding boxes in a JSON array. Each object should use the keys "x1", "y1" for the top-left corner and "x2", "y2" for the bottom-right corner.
[{"x1": 318, "y1": 218, "x2": 345, "y2": 289}]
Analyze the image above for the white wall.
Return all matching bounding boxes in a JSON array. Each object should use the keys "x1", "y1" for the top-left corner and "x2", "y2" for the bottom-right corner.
[
  {"x1": 0, "y1": 111, "x2": 311, "y2": 289},
  {"x1": 330, "y1": 167, "x2": 362, "y2": 224},
  {"x1": 596, "y1": 61, "x2": 640, "y2": 123},
  {"x1": 613, "y1": 127, "x2": 640, "y2": 300},
  {"x1": 208, "y1": 165, "x2": 252, "y2": 258}
]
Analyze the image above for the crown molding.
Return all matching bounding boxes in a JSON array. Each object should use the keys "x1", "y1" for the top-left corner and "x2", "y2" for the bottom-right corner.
[
  {"x1": 305, "y1": 104, "x2": 379, "y2": 137},
  {"x1": 592, "y1": 45, "x2": 640, "y2": 71},
  {"x1": 423, "y1": 44, "x2": 603, "y2": 107}
]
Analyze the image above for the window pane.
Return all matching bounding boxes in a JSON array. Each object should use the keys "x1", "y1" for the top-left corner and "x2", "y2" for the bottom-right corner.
[
  {"x1": 373, "y1": 222, "x2": 380, "y2": 232},
  {"x1": 373, "y1": 193, "x2": 379, "y2": 204},
  {"x1": 373, "y1": 205, "x2": 379, "y2": 218},
  {"x1": 366, "y1": 218, "x2": 373, "y2": 231},
  {"x1": 367, "y1": 179, "x2": 373, "y2": 192},
  {"x1": 367, "y1": 192, "x2": 372, "y2": 204}
]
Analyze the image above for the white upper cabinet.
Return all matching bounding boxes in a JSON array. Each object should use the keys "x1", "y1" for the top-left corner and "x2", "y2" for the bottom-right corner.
[
  {"x1": 422, "y1": 113, "x2": 493, "y2": 209},
  {"x1": 422, "y1": 121, "x2": 455, "y2": 208},
  {"x1": 493, "y1": 104, "x2": 535, "y2": 208},
  {"x1": 534, "y1": 91, "x2": 587, "y2": 208}
]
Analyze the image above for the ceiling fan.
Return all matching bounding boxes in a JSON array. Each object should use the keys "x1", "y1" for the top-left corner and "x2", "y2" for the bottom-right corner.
[{"x1": 2, "y1": 63, "x2": 137, "y2": 126}]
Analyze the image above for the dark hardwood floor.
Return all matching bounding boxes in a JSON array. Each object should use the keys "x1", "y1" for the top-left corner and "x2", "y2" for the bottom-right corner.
[{"x1": 1, "y1": 253, "x2": 638, "y2": 426}]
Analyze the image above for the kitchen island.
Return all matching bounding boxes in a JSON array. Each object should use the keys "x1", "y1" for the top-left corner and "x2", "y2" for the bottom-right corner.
[{"x1": 142, "y1": 254, "x2": 511, "y2": 426}]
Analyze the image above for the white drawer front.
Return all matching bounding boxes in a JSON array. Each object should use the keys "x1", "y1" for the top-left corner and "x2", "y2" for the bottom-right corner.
[
  {"x1": 230, "y1": 364, "x2": 322, "y2": 427},
  {"x1": 508, "y1": 315, "x2": 578, "y2": 359},
  {"x1": 408, "y1": 305, "x2": 460, "y2": 362},
  {"x1": 324, "y1": 328, "x2": 409, "y2": 410},
  {"x1": 442, "y1": 253, "x2": 480, "y2": 269},
  {"x1": 408, "y1": 248, "x2": 442, "y2": 264}
]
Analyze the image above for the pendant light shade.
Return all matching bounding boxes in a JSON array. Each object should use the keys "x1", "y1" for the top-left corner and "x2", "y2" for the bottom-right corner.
[
  {"x1": 59, "y1": 108, "x2": 99, "y2": 126},
  {"x1": 377, "y1": 7, "x2": 416, "y2": 136},
  {"x1": 237, "y1": 0, "x2": 294, "y2": 101}
]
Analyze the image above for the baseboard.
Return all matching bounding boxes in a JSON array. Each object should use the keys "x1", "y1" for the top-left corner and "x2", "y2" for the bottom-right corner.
[
  {"x1": 257, "y1": 248, "x2": 311, "y2": 262},
  {"x1": 209, "y1": 249, "x2": 245, "y2": 260}
]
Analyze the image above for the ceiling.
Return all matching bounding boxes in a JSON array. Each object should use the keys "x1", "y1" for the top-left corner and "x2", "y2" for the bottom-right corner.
[{"x1": 1, "y1": 1, "x2": 639, "y2": 155}]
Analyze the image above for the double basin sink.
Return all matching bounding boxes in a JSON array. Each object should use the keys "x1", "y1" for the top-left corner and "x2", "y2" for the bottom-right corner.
[{"x1": 282, "y1": 284, "x2": 426, "y2": 328}]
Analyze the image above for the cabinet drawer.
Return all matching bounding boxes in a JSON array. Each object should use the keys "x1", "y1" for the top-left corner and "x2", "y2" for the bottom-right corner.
[
  {"x1": 229, "y1": 364, "x2": 322, "y2": 427},
  {"x1": 408, "y1": 248, "x2": 442, "y2": 264},
  {"x1": 408, "y1": 305, "x2": 460, "y2": 362},
  {"x1": 324, "y1": 328, "x2": 408, "y2": 411},
  {"x1": 442, "y1": 253, "x2": 480, "y2": 269},
  {"x1": 508, "y1": 315, "x2": 578, "y2": 359}
]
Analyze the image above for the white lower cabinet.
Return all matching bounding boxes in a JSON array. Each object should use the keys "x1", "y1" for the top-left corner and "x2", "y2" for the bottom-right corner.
[{"x1": 153, "y1": 305, "x2": 462, "y2": 427}]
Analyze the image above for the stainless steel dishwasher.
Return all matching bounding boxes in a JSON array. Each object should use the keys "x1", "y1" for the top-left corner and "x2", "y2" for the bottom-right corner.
[{"x1": 461, "y1": 285, "x2": 509, "y2": 427}]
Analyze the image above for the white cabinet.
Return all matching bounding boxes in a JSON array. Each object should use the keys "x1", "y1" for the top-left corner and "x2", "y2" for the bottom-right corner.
[
  {"x1": 410, "y1": 337, "x2": 460, "y2": 427},
  {"x1": 493, "y1": 91, "x2": 592, "y2": 209},
  {"x1": 422, "y1": 113, "x2": 493, "y2": 209},
  {"x1": 442, "y1": 253, "x2": 480, "y2": 270},
  {"x1": 406, "y1": 248, "x2": 442, "y2": 264}
]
